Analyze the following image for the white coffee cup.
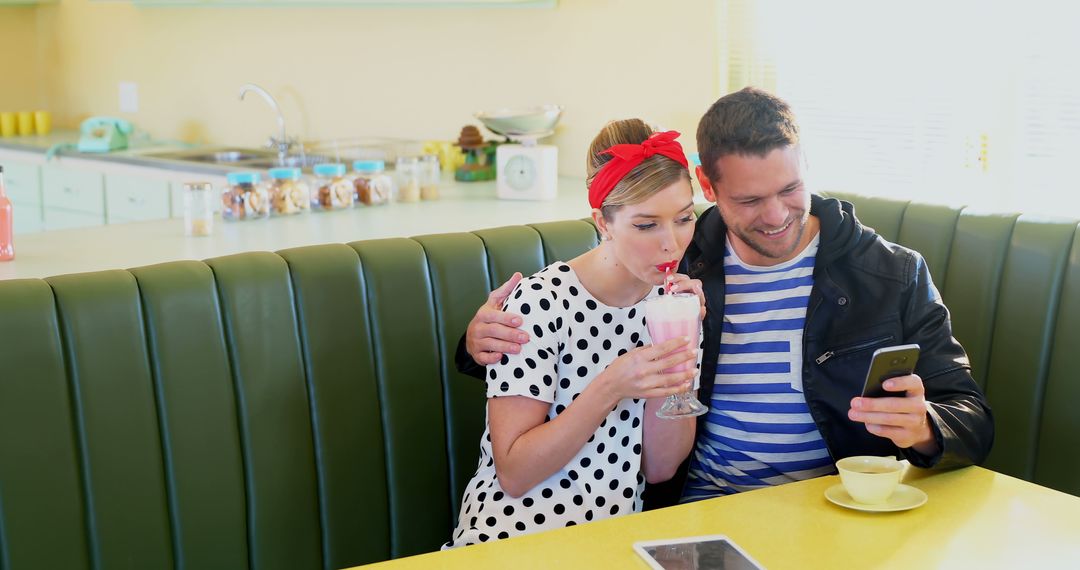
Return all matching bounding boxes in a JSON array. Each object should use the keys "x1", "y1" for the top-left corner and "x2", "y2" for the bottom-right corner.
[{"x1": 836, "y1": 456, "x2": 904, "y2": 504}]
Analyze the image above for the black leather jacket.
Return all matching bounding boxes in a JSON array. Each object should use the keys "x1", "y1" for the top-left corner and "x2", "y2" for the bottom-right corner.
[{"x1": 457, "y1": 195, "x2": 994, "y2": 509}]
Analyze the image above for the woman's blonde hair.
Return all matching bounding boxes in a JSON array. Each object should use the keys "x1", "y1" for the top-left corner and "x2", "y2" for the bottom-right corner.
[{"x1": 585, "y1": 118, "x2": 692, "y2": 220}]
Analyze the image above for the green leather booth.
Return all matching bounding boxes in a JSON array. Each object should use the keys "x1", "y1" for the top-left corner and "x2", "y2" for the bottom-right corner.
[{"x1": 1, "y1": 195, "x2": 1077, "y2": 569}]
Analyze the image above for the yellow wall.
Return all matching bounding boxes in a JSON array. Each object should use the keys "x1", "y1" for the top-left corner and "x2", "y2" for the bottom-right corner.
[
  {"x1": 30, "y1": 0, "x2": 720, "y2": 175},
  {"x1": 0, "y1": 6, "x2": 45, "y2": 111}
]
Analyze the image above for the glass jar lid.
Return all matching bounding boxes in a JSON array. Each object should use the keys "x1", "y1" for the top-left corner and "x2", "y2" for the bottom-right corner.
[
  {"x1": 226, "y1": 172, "x2": 261, "y2": 185},
  {"x1": 352, "y1": 160, "x2": 385, "y2": 173},
  {"x1": 314, "y1": 163, "x2": 347, "y2": 177},
  {"x1": 268, "y1": 167, "x2": 302, "y2": 180}
]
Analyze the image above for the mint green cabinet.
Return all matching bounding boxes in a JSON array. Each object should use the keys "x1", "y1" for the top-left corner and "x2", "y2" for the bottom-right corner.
[
  {"x1": 105, "y1": 173, "x2": 171, "y2": 224},
  {"x1": 41, "y1": 163, "x2": 106, "y2": 231},
  {"x1": 4, "y1": 150, "x2": 222, "y2": 232},
  {"x1": 13, "y1": 207, "x2": 44, "y2": 234},
  {"x1": 2, "y1": 160, "x2": 44, "y2": 234},
  {"x1": 3, "y1": 161, "x2": 40, "y2": 205}
]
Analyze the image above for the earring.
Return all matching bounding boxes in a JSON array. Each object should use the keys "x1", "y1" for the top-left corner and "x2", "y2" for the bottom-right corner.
[{"x1": 602, "y1": 234, "x2": 612, "y2": 241}]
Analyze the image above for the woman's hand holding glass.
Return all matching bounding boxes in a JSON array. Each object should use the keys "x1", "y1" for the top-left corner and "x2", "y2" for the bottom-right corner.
[
  {"x1": 648, "y1": 273, "x2": 708, "y2": 418},
  {"x1": 595, "y1": 337, "x2": 697, "y2": 403}
]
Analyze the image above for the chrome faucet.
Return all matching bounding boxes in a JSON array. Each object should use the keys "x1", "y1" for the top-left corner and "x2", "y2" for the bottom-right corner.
[{"x1": 239, "y1": 83, "x2": 295, "y2": 166}]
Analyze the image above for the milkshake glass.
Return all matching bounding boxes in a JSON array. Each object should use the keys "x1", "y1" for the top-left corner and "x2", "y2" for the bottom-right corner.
[{"x1": 644, "y1": 292, "x2": 707, "y2": 418}]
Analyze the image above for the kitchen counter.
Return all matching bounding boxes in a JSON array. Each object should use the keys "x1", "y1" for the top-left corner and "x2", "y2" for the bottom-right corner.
[
  {"x1": 0, "y1": 131, "x2": 81, "y2": 152},
  {"x1": 0, "y1": 130, "x2": 233, "y2": 176},
  {"x1": 1, "y1": 135, "x2": 710, "y2": 280},
  {"x1": 1, "y1": 177, "x2": 603, "y2": 280}
]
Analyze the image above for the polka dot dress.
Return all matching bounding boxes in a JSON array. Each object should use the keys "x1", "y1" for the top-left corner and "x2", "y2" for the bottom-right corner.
[{"x1": 445, "y1": 262, "x2": 661, "y2": 548}]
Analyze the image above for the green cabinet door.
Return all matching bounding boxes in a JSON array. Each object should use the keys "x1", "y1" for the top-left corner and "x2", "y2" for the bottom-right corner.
[
  {"x1": 2, "y1": 159, "x2": 44, "y2": 234},
  {"x1": 42, "y1": 163, "x2": 105, "y2": 230}
]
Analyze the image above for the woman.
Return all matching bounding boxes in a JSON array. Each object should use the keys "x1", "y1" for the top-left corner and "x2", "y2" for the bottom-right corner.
[{"x1": 446, "y1": 120, "x2": 703, "y2": 547}]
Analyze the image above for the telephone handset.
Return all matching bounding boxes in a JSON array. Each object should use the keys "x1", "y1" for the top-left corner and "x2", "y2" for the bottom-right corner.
[{"x1": 77, "y1": 116, "x2": 134, "y2": 153}]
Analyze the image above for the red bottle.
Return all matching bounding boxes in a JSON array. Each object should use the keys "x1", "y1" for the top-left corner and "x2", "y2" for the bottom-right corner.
[{"x1": 0, "y1": 165, "x2": 14, "y2": 261}]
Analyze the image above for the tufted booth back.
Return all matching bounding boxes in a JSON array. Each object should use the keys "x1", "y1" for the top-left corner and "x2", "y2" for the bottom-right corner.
[
  {"x1": 1, "y1": 195, "x2": 1078, "y2": 569},
  {"x1": 0, "y1": 220, "x2": 598, "y2": 570},
  {"x1": 825, "y1": 192, "x2": 1080, "y2": 495}
]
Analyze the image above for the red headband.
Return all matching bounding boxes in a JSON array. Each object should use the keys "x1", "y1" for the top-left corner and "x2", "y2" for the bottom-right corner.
[{"x1": 588, "y1": 130, "x2": 688, "y2": 209}]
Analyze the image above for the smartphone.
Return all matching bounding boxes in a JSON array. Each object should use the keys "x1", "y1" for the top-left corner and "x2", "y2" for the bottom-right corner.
[{"x1": 860, "y1": 344, "x2": 920, "y2": 398}]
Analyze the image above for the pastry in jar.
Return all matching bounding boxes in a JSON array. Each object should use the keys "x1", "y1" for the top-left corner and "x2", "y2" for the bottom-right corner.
[{"x1": 331, "y1": 179, "x2": 353, "y2": 208}]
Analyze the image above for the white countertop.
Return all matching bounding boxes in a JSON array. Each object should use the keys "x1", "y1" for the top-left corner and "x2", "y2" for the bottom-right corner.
[
  {"x1": 1, "y1": 177, "x2": 599, "y2": 280},
  {"x1": 0, "y1": 130, "x2": 236, "y2": 176}
]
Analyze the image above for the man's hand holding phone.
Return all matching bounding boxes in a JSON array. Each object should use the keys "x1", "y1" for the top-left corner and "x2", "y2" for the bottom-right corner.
[{"x1": 848, "y1": 344, "x2": 939, "y2": 456}]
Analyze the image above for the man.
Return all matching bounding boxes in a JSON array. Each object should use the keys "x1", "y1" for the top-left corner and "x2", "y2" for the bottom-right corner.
[{"x1": 457, "y1": 87, "x2": 993, "y2": 508}]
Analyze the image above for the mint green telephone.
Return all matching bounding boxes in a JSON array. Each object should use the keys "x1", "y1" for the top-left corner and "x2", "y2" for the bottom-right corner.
[{"x1": 77, "y1": 116, "x2": 133, "y2": 153}]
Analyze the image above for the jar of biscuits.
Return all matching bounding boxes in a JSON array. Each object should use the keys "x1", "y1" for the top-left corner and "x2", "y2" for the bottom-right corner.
[
  {"x1": 267, "y1": 167, "x2": 310, "y2": 216},
  {"x1": 351, "y1": 160, "x2": 394, "y2": 206},
  {"x1": 311, "y1": 163, "x2": 354, "y2": 211},
  {"x1": 221, "y1": 172, "x2": 269, "y2": 221}
]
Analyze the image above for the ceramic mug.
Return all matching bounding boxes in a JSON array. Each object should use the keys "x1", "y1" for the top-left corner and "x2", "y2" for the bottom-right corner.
[
  {"x1": 16, "y1": 111, "x2": 34, "y2": 136},
  {"x1": 33, "y1": 111, "x2": 52, "y2": 136},
  {"x1": 0, "y1": 113, "x2": 15, "y2": 137}
]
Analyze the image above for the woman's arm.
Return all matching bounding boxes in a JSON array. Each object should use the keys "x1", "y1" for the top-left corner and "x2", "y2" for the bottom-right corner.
[
  {"x1": 640, "y1": 398, "x2": 697, "y2": 483},
  {"x1": 489, "y1": 387, "x2": 620, "y2": 498},
  {"x1": 490, "y1": 337, "x2": 696, "y2": 497}
]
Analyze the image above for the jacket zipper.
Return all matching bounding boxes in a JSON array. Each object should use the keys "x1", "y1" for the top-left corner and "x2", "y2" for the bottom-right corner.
[
  {"x1": 800, "y1": 294, "x2": 837, "y2": 465},
  {"x1": 814, "y1": 334, "x2": 894, "y2": 365}
]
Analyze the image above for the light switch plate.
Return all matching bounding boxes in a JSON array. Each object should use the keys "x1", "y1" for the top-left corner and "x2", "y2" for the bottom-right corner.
[{"x1": 118, "y1": 82, "x2": 139, "y2": 113}]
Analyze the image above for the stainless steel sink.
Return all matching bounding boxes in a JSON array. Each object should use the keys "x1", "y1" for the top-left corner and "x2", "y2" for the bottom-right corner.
[
  {"x1": 195, "y1": 151, "x2": 271, "y2": 163},
  {"x1": 140, "y1": 147, "x2": 332, "y2": 170},
  {"x1": 144, "y1": 147, "x2": 277, "y2": 162},
  {"x1": 240, "y1": 155, "x2": 334, "y2": 169}
]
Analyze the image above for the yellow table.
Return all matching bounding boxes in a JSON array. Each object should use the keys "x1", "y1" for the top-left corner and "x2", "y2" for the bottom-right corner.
[{"x1": 357, "y1": 466, "x2": 1080, "y2": 569}]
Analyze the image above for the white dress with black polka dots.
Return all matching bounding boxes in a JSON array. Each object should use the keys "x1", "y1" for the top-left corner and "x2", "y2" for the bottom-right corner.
[{"x1": 446, "y1": 262, "x2": 661, "y2": 548}]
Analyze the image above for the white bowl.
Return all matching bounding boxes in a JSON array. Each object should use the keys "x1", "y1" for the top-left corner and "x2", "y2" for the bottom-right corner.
[{"x1": 475, "y1": 105, "x2": 563, "y2": 138}]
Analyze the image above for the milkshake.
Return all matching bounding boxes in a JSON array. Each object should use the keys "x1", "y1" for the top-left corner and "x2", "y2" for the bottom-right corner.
[
  {"x1": 644, "y1": 293, "x2": 700, "y2": 373},
  {"x1": 644, "y1": 292, "x2": 707, "y2": 418}
]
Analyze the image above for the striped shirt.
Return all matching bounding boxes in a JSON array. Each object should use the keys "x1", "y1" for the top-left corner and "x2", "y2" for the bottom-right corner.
[{"x1": 683, "y1": 234, "x2": 835, "y2": 501}]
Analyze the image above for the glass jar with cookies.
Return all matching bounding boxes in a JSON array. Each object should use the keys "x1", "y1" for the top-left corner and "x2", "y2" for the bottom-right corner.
[
  {"x1": 311, "y1": 163, "x2": 354, "y2": 211},
  {"x1": 267, "y1": 167, "x2": 310, "y2": 216},
  {"x1": 221, "y1": 172, "x2": 269, "y2": 221},
  {"x1": 350, "y1": 160, "x2": 394, "y2": 206}
]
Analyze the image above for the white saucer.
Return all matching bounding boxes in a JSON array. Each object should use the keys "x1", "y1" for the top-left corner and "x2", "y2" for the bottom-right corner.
[{"x1": 825, "y1": 483, "x2": 928, "y2": 512}]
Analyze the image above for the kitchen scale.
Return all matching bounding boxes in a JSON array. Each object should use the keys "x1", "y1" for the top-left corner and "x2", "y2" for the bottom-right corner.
[{"x1": 475, "y1": 105, "x2": 562, "y2": 201}]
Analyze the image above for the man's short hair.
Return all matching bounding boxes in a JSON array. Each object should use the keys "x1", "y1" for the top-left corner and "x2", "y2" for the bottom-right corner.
[{"x1": 696, "y1": 87, "x2": 800, "y2": 182}]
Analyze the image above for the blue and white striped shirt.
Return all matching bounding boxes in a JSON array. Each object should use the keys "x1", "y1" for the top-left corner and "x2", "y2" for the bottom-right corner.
[{"x1": 683, "y1": 235, "x2": 835, "y2": 501}]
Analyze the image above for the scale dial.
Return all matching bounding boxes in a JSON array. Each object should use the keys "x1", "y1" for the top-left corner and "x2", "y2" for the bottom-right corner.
[
  {"x1": 495, "y1": 143, "x2": 557, "y2": 201},
  {"x1": 504, "y1": 155, "x2": 537, "y2": 191}
]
